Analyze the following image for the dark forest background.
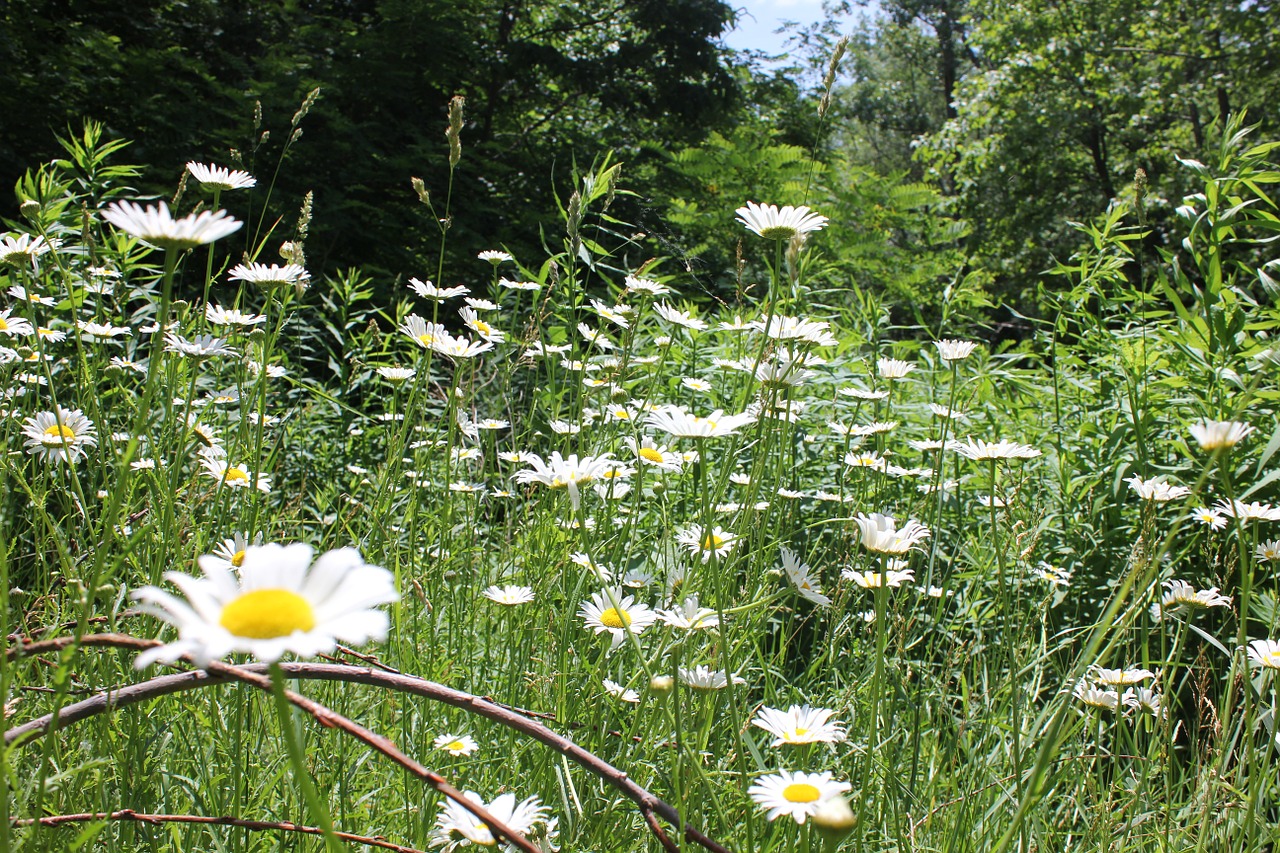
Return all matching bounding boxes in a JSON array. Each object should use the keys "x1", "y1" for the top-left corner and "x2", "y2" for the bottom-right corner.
[{"x1": 3, "y1": 0, "x2": 1277, "y2": 314}]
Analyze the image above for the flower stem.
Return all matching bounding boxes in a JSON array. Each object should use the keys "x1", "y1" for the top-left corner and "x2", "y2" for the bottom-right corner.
[{"x1": 268, "y1": 662, "x2": 342, "y2": 853}]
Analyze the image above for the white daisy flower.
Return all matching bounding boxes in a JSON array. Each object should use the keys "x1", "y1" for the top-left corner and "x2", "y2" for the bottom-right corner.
[
  {"x1": 434, "y1": 733, "x2": 480, "y2": 756},
  {"x1": 460, "y1": 306, "x2": 506, "y2": 342},
  {"x1": 852, "y1": 513, "x2": 930, "y2": 554},
  {"x1": 1150, "y1": 579, "x2": 1232, "y2": 620},
  {"x1": 656, "y1": 594, "x2": 720, "y2": 630},
  {"x1": 22, "y1": 407, "x2": 97, "y2": 463},
  {"x1": 578, "y1": 587, "x2": 657, "y2": 647},
  {"x1": 780, "y1": 547, "x2": 830, "y2": 607},
  {"x1": 748, "y1": 770, "x2": 851, "y2": 823},
  {"x1": 477, "y1": 250, "x2": 513, "y2": 264},
  {"x1": 0, "y1": 232, "x2": 55, "y2": 266},
  {"x1": 1189, "y1": 419, "x2": 1254, "y2": 450},
  {"x1": 1125, "y1": 474, "x2": 1192, "y2": 502},
  {"x1": 954, "y1": 438, "x2": 1042, "y2": 460},
  {"x1": 603, "y1": 679, "x2": 640, "y2": 703},
  {"x1": 102, "y1": 201, "x2": 242, "y2": 250},
  {"x1": 131, "y1": 543, "x2": 398, "y2": 667},
  {"x1": 186, "y1": 162, "x2": 256, "y2": 191},
  {"x1": 646, "y1": 405, "x2": 755, "y2": 439},
  {"x1": 164, "y1": 332, "x2": 237, "y2": 359},
  {"x1": 935, "y1": 339, "x2": 979, "y2": 361},
  {"x1": 430, "y1": 790, "x2": 547, "y2": 851},
  {"x1": 1073, "y1": 682, "x2": 1120, "y2": 710},
  {"x1": 876, "y1": 357, "x2": 914, "y2": 379},
  {"x1": 408, "y1": 277, "x2": 469, "y2": 301},
  {"x1": 653, "y1": 302, "x2": 708, "y2": 331},
  {"x1": 735, "y1": 202, "x2": 828, "y2": 240},
  {"x1": 679, "y1": 665, "x2": 746, "y2": 691},
  {"x1": 623, "y1": 275, "x2": 672, "y2": 296},
  {"x1": 677, "y1": 525, "x2": 737, "y2": 563},
  {"x1": 752, "y1": 705, "x2": 846, "y2": 746},
  {"x1": 206, "y1": 304, "x2": 267, "y2": 328},
  {"x1": 227, "y1": 262, "x2": 310, "y2": 289},
  {"x1": 483, "y1": 585, "x2": 534, "y2": 605},
  {"x1": 201, "y1": 457, "x2": 271, "y2": 493},
  {"x1": 0, "y1": 308, "x2": 35, "y2": 338},
  {"x1": 513, "y1": 451, "x2": 619, "y2": 509}
]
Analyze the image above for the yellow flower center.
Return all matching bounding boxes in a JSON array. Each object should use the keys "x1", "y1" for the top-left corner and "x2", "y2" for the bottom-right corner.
[
  {"x1": 639, "y1": 447, "x2": 665, "y2": 463},
  {"x1": 474, "y1": 320, "x2": 491, "y2": 335},
  {"x1": 783, "y1": 783, "x2": 821, "y2": 803},
  {"x1": 231, "y1": 549, "x2": 247, "y2": 568},
  {"x1": 417, "y1": 334, "x2": 435, "y2": 346},
  {"x1": 599, "y1": 607, "x2": 631, "y2": 629},
  {"x1": 220, "y1": 588, "x2": 315, "y2": 638},
  {"x1": 446, "y1": 740, "x2": 466, "y2": 752},
  {"x1": 42, "y1": 424, "x2": 76, "y2": 443},
  {"x1": 0, "y1": 318, "x2": 8, "y2": 330},
  {"x1": 224, "y1": 467, "x2": 250, "y2": 482},
  {"x1": 794, "y1": 727, "x2": 809, "y2": 737},
  {"x1": 702, "y1": 533, "x2": 724, "y2": 550}
]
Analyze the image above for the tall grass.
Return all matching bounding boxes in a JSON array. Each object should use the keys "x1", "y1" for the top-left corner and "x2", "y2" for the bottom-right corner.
[{"x1": 2, "y1": 97, "x2": 1279, "y2": 853}]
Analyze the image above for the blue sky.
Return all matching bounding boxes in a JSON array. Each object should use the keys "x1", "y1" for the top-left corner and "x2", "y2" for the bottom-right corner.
[{"x1": 720, "y1": 0, "x2": 832, "y2": 56}]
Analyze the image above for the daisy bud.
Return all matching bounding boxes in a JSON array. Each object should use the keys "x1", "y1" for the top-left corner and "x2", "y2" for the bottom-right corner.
[
  {"x1": 20, "y1": 200, "x2": 41, "y2": 220},
  {"x1": 649, "y1": 675, "x2": 674, "y2": 696},
  {"x1": 813, "y1": 795, "x2": 856, "y2": 845}
]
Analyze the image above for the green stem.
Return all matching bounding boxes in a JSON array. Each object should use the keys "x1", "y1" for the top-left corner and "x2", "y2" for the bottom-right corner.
[{"x1": 268, "y1": 663, "x2": 342, "y2": 853}]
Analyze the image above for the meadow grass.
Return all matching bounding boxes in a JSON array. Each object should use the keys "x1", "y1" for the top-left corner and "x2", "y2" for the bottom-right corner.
[{"x1": 1, "y1": 106, "x2": 1279, "y2": 853}]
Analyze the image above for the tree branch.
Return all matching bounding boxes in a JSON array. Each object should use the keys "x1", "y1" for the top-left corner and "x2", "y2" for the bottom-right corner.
[{"x1": 5, "y1": 634, "x2": 732, "y2": 853}]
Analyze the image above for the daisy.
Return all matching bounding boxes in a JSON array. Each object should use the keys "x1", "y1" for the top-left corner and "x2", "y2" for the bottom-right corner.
[
  {"x1": 603, "y1": 679, "x2": 640, "y2": 703},
  {"x1": 513, "y1": 451, "x2": 619, "y2": 509},
  {"x1": 1213, "y1": 499, "x2": 1280, "y2": 523},
  {"x1": 78, "y1": 321, "x2": 132, "y2": 340},
  {"x1": 460, "y1": 306, "x2": 505, "y2": 342},
  {"x1": 1122, "y1": 687, "x2": 1166, "y2": 719},
  {"x1": 654, "y1": 302, "x2": 708, "y2": 331},
  {"x1": 751, "y1": 315, "x2": 838, "y2": 347},
  {"x1": 839, "y1": 387, "x2": 889, "y2": 401},
  {"x1": 1248, "y1": 639, "x2": 1280, "y2": 670},
  {"x1": 935, "y1": 339, "x2": 979, "y2": 361},
  {"x1": 164, "y1": 332, "x2": 237, "y2": 359},
  {"x1": 1073, "y1": 682, "x2": 1120, "y2": 710},
  {"x1": 483, "y1": 584, "x2": 534, "y2": 605},
  {"x1": 430, "y1": 790, "x2": 547, "y2": 851},
  {"x1": 201, "y1": 457, "x2": 271, "y2": 493},
  {"x1": 852, "y1": 514, "x2": 931, "y2": 554},
  {"x1": 1125, "y1": 475, "x2": 1192, "y2": 502},
  {"x1": 102, "y1": 201, "x2": 241, "y2": 250},
  {"x1": 131, "y1": 543, "x2": 398, "y2": 667},
  {"x1": 646, "y1": 405, "x2": 755, "y2": 439},
  {"x1": 7, "y1": 285, "x2": 55, "y2": 306},
  {"x1": 656, "y1": 594, "x2": 720, "y2": 630},
  {"x1": 1188, "y1": 507, "x2": 1228, "y2": 530},
  {"x1": 681, "y1": 377, "x2": 712, "y2": 393},
  {"x1": 431, "y1": 332, "x2": 494, "y2": 360},
  {"x1": 434, "y1": 734, "x2": 480, "y2": 756},
  {"x1": 748, "y1": 770, "x2": 851, "y2": 824},
  {"x1": 877, "y1": 358, "x2": 914, "y2": 379},
  {"x1": 204, "y1": 532, "x2": 262, "y2": 571},
  {"x1": 498, "y1": 277, "x2": 541, "y2": 292},
  {"x1": 1150, "y1": 579, "x2": 1232, "y2": 620},
  {"x1": 679, "y1": 665, "x2": 746, "y2": 691},
  {"x1": 1033, "y1": 562, "x2": 1072, "y2": 587},
  {"x1": 1256, "y1": 541, "x2": 1280, "y2": 563},
  {"x1": 1090, "y1": 666, "x2": 1156, "y2": 687},
  {"x1": 578, "y1": 587, "x2": 657, "y2": 648},
  {"x1": 206, "y1": 304, "x2": 267, "y2": 328},
  {"x1": 928, "y1": 404, "x2": 966, "y2": 421},
  {"x1": 625, "y1": 436, "x2": 683, "y2": 471},
  {"x1": 589, "y1": 299, "x2": 632, "y2": 329},
  {"x1": 477, "y1": 250, "x2": 513, "y2": 264},
  {"x1": 842, "y1": 567, "x2": 915, "y2": 588},
  {"x1": 464, "y1": 297, "x2": 499, "y2": 312},
  {"x1": 954, "y1": 439, "x2": 1042, "y2": 460},
  {"x1": 37, "y1": 327, "x2": 66, "y2": 343},
  {"x1": 408, "y1": 277, "x2": 469, "y2": 301},
  {"x1": 186, "y1": 162, "x2": 256, "y2": 191},
  {"x1": 677, "y1": 525, "x2": 738, "y2": 563},
  {"x1": 0, "y1": 232, "x2": 54, "y2": 266},
  {"x1": 752, "y1": 705, "x2": 846, "y2": 746},
  {"x1": 736, "y1": 202, "x2": 828, "y2": 240},
  {"x1": 781, "y1": 547, "x2": 830, "y2": 606},
  {"x1": 624, "y1": 274, "x2": 672, "y2": 297},
  {"x1": 227, "y1": 262, "x2": 310, "y2": 289},
  {"x1": 1190, "y1": 419, "x2": 1254, "y2": 450},
  {"x1": 577, "y1": 322, "x2": 616, "y2": 350},
  {"x1": 22, "y1": 407, "x2": 98, "y2": 463},
  {"x1": 0, "y1": 308, "x2": 34, "y2": 337},
  {"x1": 377, "y1": 366, "x2": 416, "y2": 383}
]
